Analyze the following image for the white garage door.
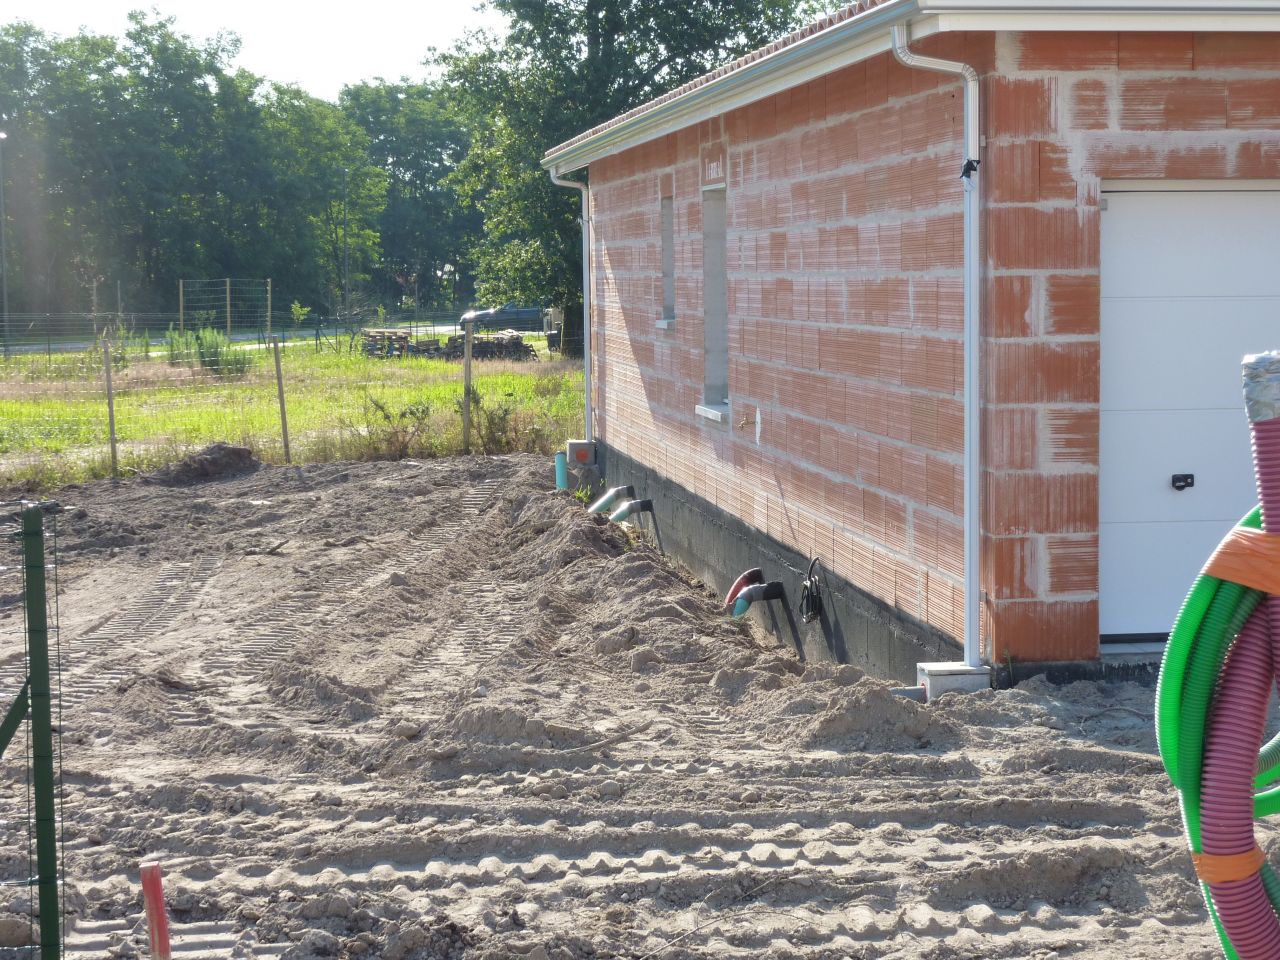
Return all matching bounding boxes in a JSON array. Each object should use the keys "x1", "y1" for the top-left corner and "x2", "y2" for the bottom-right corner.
[{"x1": 1100, "y1": 187, "x2": 1280, "y2": 640}]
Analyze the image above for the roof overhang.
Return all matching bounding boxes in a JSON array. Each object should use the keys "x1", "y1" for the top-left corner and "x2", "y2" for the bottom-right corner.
[{"x1": 543, "y1": 0, "x2": 1280, "y2": 175}]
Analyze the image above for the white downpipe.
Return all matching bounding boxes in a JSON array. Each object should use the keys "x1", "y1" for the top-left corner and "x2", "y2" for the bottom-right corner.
[
  {"x1": 549, "y1": 170, "x2": 594, "y2": 443},
  {"x1": 891, "y1": 22, "x2": 983, "y2": 669}
]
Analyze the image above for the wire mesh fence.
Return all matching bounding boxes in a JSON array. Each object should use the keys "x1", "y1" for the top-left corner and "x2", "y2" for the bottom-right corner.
[{"x1": 0, "y1": 313, "x2": 584, "y2": 489}]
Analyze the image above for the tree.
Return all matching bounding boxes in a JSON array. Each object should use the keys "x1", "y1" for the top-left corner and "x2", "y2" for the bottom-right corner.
[
  {"x1": 438, "y1": 0, "x2": 810, "y2": 341},
  {"x1": 0, "y1": 14, "x2": 386, "y2": 316},
  {"x1": 341, "y1": 81, "x2": 480, "y2": 310}
]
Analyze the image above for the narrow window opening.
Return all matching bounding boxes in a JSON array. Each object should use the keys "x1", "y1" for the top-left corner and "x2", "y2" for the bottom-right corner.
[
  {"x1": 702, "y1": 187, "x2": 728, "y2": 410},
  {"x1": 661, "y1": 196, "x2": 675, "y2": 323}
]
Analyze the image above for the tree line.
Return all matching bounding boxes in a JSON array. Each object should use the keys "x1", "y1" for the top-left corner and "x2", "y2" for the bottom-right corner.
[{"x1": 0, "y1": 1, "x2": 820, "y2": 329}]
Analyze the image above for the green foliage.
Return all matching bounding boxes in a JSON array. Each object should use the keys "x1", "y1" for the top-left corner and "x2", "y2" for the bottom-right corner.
[
  {"x1": 0, "y1": 3, "x2": 816, "y2": 328},
  {"x1": 0, "y1": 345, "x2": 583, "y2": 485},
  {"x1": 164, "y1": 326, "x2": 254, "y2": 378},
  {"x1": 339, "y1": 81, "x2": 481, "y2": 309},
  {"x1": 438, "y1": 0, "x2": 812, "y2": 338},
  {"x1": 289, "y1": 301, "x2": 312, "y2": 328},
  {"x1": 165, "y1": 326, "x2": 198, "y2": 364},
  {"x1": 0, "y1": 14, "x2": 386, "y2": 315}
]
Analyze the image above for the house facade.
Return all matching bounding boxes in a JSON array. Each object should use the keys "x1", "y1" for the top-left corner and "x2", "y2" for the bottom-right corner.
[{"x1": 543, "y1": 2, "x2": 1280, "y2": 680}]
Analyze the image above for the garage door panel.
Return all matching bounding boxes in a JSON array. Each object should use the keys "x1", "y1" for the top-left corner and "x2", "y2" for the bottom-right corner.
[
  {"x1": 1099, "y1": 519, "x2": 1234, "y2": 637},
  {"x1": 1100, "y1": 297, "x2": 1280, "y2": 411},
  {"x1": 1100, "y1": 410, "x2": 1256, "y2": 523},
  {"x1": 1103, "y1": 192, "x2": 1280, "y2": 299},
  {"x1": 1099, "y1": 188, "x2": 1279, "y2": 637}
]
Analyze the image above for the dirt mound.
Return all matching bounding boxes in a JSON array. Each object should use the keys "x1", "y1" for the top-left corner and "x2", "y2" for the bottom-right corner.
[
  {"x1": 6, "y1": 454, "x2": 1213, "y2": 959},
  {"x1": 144, "y1": 442, "x2": 260, "y2": 486},
  {"x1": 266, "y1": 663, "x2": 377, "y2": 723}
]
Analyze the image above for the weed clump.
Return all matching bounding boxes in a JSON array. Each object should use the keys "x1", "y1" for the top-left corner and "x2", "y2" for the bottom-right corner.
[{"x1": 164, "y1": 326, "x2": 254, "y2": 378}]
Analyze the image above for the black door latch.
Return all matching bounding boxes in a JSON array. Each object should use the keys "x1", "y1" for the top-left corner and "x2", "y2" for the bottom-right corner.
[{"x1": 1172, "y1": 474, "x2": 1195, "y2": 491}]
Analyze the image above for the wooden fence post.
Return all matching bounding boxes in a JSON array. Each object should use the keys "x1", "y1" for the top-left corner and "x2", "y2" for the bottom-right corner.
[
  {"x1": 462, "y1": 320, "x2": 474, "y2": 454},
  {"x1": 272, "y1": 337, "x2": 292, "y2": 464},
  {"x1": 103, "y1": 340, "x2": 119, "y2": 479}
]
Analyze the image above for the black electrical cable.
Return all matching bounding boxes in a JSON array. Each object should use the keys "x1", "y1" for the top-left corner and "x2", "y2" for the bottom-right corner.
[{"x1": 798, "y1": 557, "x2": 823, "y2": 624}]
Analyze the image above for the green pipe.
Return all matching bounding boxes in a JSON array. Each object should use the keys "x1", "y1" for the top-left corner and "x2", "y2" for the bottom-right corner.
[{"x1": 22, "y1": 507, "x2": 60, "y2": 960}]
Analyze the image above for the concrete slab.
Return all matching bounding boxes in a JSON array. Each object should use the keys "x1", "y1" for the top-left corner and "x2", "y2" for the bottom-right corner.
[{"x1": 916, "y1": 661, "x2": 992, "y2": 700}]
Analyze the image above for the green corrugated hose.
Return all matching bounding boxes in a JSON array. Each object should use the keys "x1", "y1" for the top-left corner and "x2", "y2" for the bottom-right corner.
[{"x1": 1155, "y1": 505, "x2": 1280, "y2": 959}]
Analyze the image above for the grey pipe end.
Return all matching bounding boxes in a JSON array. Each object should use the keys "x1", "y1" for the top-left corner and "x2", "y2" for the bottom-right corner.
[{"x1": 1243, "y1": 351, "x2": 1280, "y2": 424}]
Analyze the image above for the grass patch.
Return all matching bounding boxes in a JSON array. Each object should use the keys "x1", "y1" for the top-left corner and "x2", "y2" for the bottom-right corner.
[{"x1": 0, "y1": 340, "x2": 583, "y2": 490}]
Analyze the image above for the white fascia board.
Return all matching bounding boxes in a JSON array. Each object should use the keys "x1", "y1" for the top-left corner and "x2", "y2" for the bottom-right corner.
[
  {"x1": 922, "y1": 0, "x2": 1280, "y2": 12},
  {"x1": 934, "y1": 10, "x2": 1280, "y2": 30},
  {"x1": 544, "y1": 0, "x2": 922, "y2": 175}
]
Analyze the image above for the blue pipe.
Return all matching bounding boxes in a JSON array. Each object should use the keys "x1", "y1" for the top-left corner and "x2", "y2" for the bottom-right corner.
[{"x1": 554, "y1": 451, "x2": 569, "y2": 490}]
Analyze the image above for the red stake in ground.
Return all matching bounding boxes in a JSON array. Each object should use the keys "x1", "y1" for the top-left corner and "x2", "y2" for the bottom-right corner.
[{"x1": 140, "y1": 861, "x2": 172, "y2": 960}]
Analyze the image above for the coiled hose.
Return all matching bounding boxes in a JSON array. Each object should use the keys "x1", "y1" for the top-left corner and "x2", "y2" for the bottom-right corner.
[{"x1": 1157, "y1": 354, "x2": 1280, "y2": 959}]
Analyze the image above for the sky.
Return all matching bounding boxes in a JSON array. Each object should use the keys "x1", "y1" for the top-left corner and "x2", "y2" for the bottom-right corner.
[{"x1": 5, "y1": 1, "x2": 510, "y2": 101}]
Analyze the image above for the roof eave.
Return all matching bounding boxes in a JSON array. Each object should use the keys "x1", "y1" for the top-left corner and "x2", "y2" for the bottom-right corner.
[
  {"x1": 543, "y1": 0, "x2": 1280, "y2": 175},
  {"x1": 543, "y1": 0, "x2": 920, "y2": 175}
]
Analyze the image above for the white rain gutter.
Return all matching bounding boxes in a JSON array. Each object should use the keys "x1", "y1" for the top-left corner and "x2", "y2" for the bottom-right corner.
[
  {"x1": 891, "y1": 22, "x2": 982, "y2": 670},
  {"x1": 549, "y1": 171, "x2": 594, "y2": 444}
]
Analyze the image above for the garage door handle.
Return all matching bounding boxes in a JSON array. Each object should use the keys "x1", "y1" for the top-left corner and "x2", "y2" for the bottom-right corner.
[{"x1": 1172, "y1": 474, "x2": 1195, "y2": 491}]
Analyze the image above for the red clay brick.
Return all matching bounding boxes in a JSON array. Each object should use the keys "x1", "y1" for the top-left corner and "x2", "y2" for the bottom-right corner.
[
  {"x1": 1164, "y1": 145, "x2": 1229, "y2": 179},
  {"x1": 1119, "y1": 32, "x2": 1195, "y2": 70},
  {"x1": 1120, "y1": 77, "x2": 1228, "y2": 130},
  {"x1": 1088, "y1": 141, "x2": 1164, "y2": 178},
  {"x1": 1072, "y1": 79, "x2": 1112, "y2": 130},
  {"x1": 984, "y1": 407, "x2": 1038, "y2": 471},
  {"x1": 985, "y1": 537, "x2": 1041, "y2": 600},
  {"x1": 1047, "y1": 535, "x2": 1099, "y2": 595},
  {"x1": 1045, "y1": 274, "x2": 1099, "y2": 335},
  {"x1": 1228, "y1": 79, "x2": 1280, "y2": 129},
  {"x1": 987, "y1": 341, "x2": 1100, "y2": 405},
  {"x1": 987, "y1": 77, "x2": 1057, "y2": 138},
  {"x1": 1045, "y1": 409, "x2": 1099, "y2": 466},
  {"x1": 988, "y1": 600, "x2": 1098, "y2": 662},
  {"x1": 986, "y1": 275, "x2": 1034, "y2": 339},
  {"x1": 985, "y1": 472, "x2": 1098, "y2": 535},
  {"x1": 914, "y1": 512, "x2": 963, "y2": 580},
  {"x1": 1238, "y1": 141, "x2": 1280, "y2": 178},
  {"x1": 987, "y1": 207, "x2": 1100, "y2": 271},
  {"x1": 1195, "y1": 33, "x2": 1280, "y2": 69},
  {"x1": 1038, "y1": 143, "x2": 1076, "y2": 202},
  {"x1": 1016, "y1": 32, "x2": 1118, "y2": 71}
]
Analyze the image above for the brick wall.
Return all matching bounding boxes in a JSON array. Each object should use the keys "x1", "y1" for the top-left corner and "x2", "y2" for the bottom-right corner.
[
  {"x1": 984, "y1": 31, "x2": 1280, "y2": 661},
  {"x1": 587, "y1": 30, "x2": 1280, "y2": 665}
]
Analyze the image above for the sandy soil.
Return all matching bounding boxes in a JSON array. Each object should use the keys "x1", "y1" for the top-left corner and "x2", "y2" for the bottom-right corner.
[{"x1": 0, "y1": 450, "x2": 1242, "y2": 958}]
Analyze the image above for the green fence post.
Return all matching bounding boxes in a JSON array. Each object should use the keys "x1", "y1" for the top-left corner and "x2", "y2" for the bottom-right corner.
[{"x1": 22, "y1": 506, "x2": 60, "y2": 959}]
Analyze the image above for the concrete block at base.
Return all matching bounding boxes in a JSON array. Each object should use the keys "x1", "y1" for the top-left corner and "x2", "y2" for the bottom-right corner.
[{"x1": 917, "y1": 662, "x2": 992, "y2": 700}]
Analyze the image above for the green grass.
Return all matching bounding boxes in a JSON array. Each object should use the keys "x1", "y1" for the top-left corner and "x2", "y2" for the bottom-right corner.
[{"x1": 0, "y1": 340, "x2": 584, "y2": 489}]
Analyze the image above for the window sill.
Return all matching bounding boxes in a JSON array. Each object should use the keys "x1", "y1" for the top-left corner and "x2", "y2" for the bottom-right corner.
[
  {"x1": 656, "y1": 317, "x2": 676, "y2": 331},
  {"x1": 695, "y1": 402, "x2": 730, "y2": 425}
]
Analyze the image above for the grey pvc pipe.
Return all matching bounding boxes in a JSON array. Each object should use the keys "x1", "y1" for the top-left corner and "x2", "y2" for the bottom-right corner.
[
  {"x1": 608, "y1": 498, "x2": 653, "y2": 523},
  {"x1": 588, "y1": 484, "x2": 634, "y2": 514},
  {"x1": 891, "y1": 23, "x2": 982, "y2": 670}
]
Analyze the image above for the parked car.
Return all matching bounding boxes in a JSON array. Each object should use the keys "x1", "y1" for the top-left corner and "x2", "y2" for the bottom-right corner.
[{"x1": 461, "y1": 303, "x2": 545, "y2": 332}]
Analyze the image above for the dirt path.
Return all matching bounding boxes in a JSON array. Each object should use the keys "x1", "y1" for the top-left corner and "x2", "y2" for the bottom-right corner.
[{"x1": 0, "y1": 452, "x2": 1241, "y2": 958}]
